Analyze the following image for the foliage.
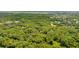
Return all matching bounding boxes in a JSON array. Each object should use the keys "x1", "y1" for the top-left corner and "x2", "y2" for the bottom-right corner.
[{"x1": 0, "y1": 12, "x2": 79, "y2": 48}]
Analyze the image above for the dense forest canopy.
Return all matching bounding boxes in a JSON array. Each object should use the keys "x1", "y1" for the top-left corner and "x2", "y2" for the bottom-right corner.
[{"x1": 0, "y1": 11, "x2": 79, "y2": 48}]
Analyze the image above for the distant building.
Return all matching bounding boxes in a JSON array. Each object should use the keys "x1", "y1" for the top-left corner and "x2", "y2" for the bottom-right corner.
[
  {"x1": 5, "y1": 21, "x2": 13, "y2": 24},
  {"x1": 14, "y1": 21, "x2": 20, "y2": 23},
  {"x1": 50, "y1": 22, "x2": 56, "y2": 27}
]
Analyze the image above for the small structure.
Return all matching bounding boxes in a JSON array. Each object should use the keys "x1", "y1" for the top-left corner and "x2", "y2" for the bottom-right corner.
[
  {"x1": 50, "y1": 17, "x2": 53, "y2": 19},
  {"x1": 14, "y1": 21, "x2": 20, "y2": 23},
  {"x1": 50, "y1": 22, "x2": 56, "y2": 27},
  {"x1": 5, "y1": 21, "x2": 13, "y2": 24},
  {"x1": 76, "y1": 21, "x2": 79, "y2": 24},
  {"x1": 73, "y1": 19, "x2": 78, "y2": 21}
]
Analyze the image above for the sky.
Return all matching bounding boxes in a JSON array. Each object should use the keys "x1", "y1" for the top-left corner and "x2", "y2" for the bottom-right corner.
[{"x1": 0, "y1": 0, "x2": 79, "y2": 11}]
